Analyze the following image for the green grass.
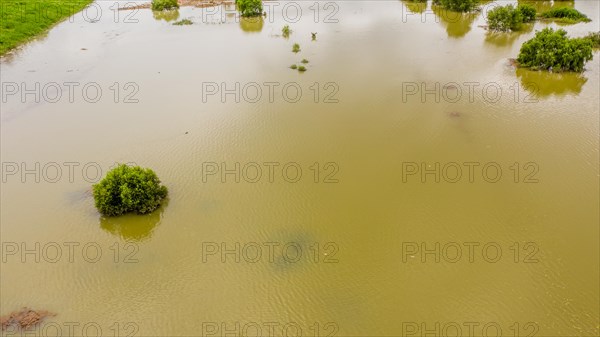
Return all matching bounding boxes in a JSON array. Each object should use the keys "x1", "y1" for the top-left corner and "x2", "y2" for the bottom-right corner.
[
  {"x1": 0, "y1": 0, "x2": 94, "y2": 55},
  {"x1": 540, "y1": 7, "x2": 591, "y2": 23},
  {"x1": 173, "y1": 19, "x2": 193, "y2": 26}
]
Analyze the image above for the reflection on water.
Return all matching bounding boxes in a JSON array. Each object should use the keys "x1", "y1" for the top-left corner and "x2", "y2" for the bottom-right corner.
[
  {"x1": 153, "y1": 9, "x2": 180, "y2": 22},
  {"x1": 100, "y1": 201, "x2": 167, "y2": 241},
  {"x1": 432, "y1": 5, "x2": 479, "y2": 38},
  {"x1": 401, "y1": 0, "x2": 427, "y2": 14},
  {"x1": 516, "y1": 67, "x2": 587, "y2": 97},
  {"x1": 484, "y1": 24, "x2": 534, "y2": 47},
  {"x1": 239, "y1": 16, "x2": 264, "y2": 33}
]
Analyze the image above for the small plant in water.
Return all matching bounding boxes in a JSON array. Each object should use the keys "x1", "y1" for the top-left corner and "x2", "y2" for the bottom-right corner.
[
  {"x1": 93, "y1": 164, "x2": 168, "y2": 216},
  {"x1": 152, "y1": 0, "x2": 178, "y2": 11},
  {"x1": 290, "y1": 64, "x2": 298, "y2": 69},
  {"x1": 540, "y1": 7, "x2": 590, "y2": 23},
  {"x1": 298, "y1": 65, "x2": 307, "y2": 72},
  {"x1": 236, "y1": 0, "x2": 263, "y2": 17},
  {"x1": 173, "y1": 19, "x2": 193, "y2": 25},
  {"x1": 311, "y1": 32, "x2": 317, "y2": 40},
  {"x1": 282, "y1": 25, "x2": 291, "y2": 38},
  {"x1": 585, "y1": 31, "x2": 600, "y2": 48},
  {"x1": 301, "y1": 59, "x2": 309, "y2": 64},
  {"x1": 292, "y1": 43, "x2": 300, "y2": 53}
]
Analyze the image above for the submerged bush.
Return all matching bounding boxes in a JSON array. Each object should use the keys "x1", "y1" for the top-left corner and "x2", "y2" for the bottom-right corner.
[
  {"x1": 433, "y1": 0, "x2": 478, "y2": 12},
  {"x1": 93, "y1": 164, "x2": 168, "y2": 216},
  {"x1": 301, "y1": 59, "x2": 309, "y2": 64},
  {"x1": 152, "y1": 0, "x2": 178, "y2": 11},
  {"x1": 487, "y1": 5, "x2": 523, "y2": 32},
  {"x1": 585, "y1": 31, "x2": 600, "y2": 48},
  {"x1": 237, "y1": 0, "x2": 262, "y2": 17},
  {"x1": 282, "y1": 25, "x2": 291, "y2": 38},
  {"x1": 290, "y1": 64, "x2": 298, "y2": 69},
  {"x1": 292, "y1": 43, "x2": 300, "y2": 53},
  {"x1": 173, "y1": 19, "x2": 193, "y2": 25},
  {"x1": 517, "y1": 28, "x2": 593, "y2": 72},
  {"x1": 540, "y1": 7, "x2": 590, "y2": 23},
  {"x1": 517, "y1": 4, "x2": 536, "y2": 22},
  {"x1": 298, "y1": 65, "x2": 307, "y2": 72}
]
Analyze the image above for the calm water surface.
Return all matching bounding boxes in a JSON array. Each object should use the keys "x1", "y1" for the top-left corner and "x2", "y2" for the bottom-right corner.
[{"x1": 1, "y1": 0, "x2": 599, "y2": 335}]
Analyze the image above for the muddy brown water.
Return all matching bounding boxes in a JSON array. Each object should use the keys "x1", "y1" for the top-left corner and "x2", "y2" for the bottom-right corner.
[{"x1": 1, "y1": 1, "x2": 599, "y2": 336}]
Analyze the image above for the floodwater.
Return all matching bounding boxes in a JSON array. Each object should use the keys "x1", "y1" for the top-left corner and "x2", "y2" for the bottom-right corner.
[{"x1": 1, "y1": 0, "x2": 599, "y2": 336}]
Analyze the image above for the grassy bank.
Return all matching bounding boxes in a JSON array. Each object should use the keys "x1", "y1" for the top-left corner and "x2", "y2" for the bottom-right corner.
[{"x1": 0, "y1": 0, "x2": 93, "y2": 55}]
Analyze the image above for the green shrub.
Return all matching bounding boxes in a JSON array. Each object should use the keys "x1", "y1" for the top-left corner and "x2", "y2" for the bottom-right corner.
[
  {"x1": 237, "y1": 0, "x2": 262, "y2": 17},
  {"x1": 585, "y1": 32, "x2": 600, "y2": 48},
  {"x1": 517, "y1": 28, "x2": 593, "y2": 72},
  {"x1": 292, "y1": 43, "x2": 300, "y2": 53},
  {"x1": 282, "y1": 25, "x2": 291, "y2": 38},
  {"x1": 173, "y1": 19, "x2": 193, "y2": 25},
  {"x1": 290, "y1": 64, "x2": 298, "y2": 69},
  {"x1": 540, "y1": 7, "x2": 590, "y2": 23},
  {"x1": 298, "y1": 65, "x2": 307, "y2": 72},
  {"x1": 517, "y1": 4, "x2": 536, "y2": 22},
  {"x1": 152, "y1": 0, "x2": 178, "y2": 11},
  {"x1": 487, "y1": 5, "x2": 523, "y2": 32},
  {"x1": 434, "y1": 0, "x2": 478, "y2": 12},
  {"x1": 93, "y1": 164, "x2": 168, "y2": 216},
  {"x1": 301, "y1": 59, "x2": 309, "y2": 64}
]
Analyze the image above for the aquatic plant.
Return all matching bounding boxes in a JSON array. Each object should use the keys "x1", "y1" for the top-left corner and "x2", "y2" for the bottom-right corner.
[
  {"x1": 301, "y1": 59, "x2": 309, "y2": 64},
  {"x1": 487, "y1": 5, "x2": 523, "y2": 32},
  {"x1": 173, "y1": 19, "x2": 193, "y2": 25},
  {"x1": 93, "y1": 164, "x2": 168, "y2": 216},
  {"x1": 290, "y1": 64, "x2": 298, "y2": 69},
  {"x1": 298, "y1": 65, "x2": 307, "y2": 72},
  {"x1": 237, "y1": 0, "x2": 263, "y2": 17},
  {"x1": 540, "y1": 7, "x2": 590, "y2": 23},
  {"x1": 433, "y1": 0, "x2": 478, "y2": 12},
  {"x1": 517, "y1": 4, "x2": 536, "y2": 22},
  {"x1": 517, "y1": 28, "x2": 593, "y2": 72},
  {"x1": 585, "y1": 31, "x2": 600, "y2": 48},
  {"x1": 311, "y1": 32, "x2": 317, "y2": 40},
  {"x1": 282, "y1": 25, "x2": 291, "y2": 37},
  {"x1": 292, "y1": 43, "x2": 300, "y2": 53},
  {"x1": 152, "y1": 0, "x2": 178, "y2": 11}
]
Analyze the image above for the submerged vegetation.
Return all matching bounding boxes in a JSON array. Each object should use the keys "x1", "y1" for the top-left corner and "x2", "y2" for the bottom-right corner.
[
  {"x1": 540, "y1": 7, "x2": 590, "y2": 23},
  {"x1": 301, "y1": 59, "x2": 309, "y2": 64},
  {"x1": 585, "y1": 32, "x2": 600, "y2": 48},
  {"x1": 237, "y1": 0, "x2": 263, "y2": 17},
  {"x1": 290, "y1": 64, "x2": 298, "y2": 69},
  {"x1": 152, "y1": 0, "x2": 179, "y2": 11},
  {"x1": 173, "y1": 19, "x2": 193, "y2": 25},
  {"x1": 517, "y1": 28, "x2": 593, "y2": 72},
  {"x1": 282, "y1": 25, "x2": 291, "y2": 38},
  {"x1": 433, "y1": 0, "x2": 478, "y2": 12},
  {"x1": 0, "y1": 0, "x2": 93, "y2": 55},
  {"x1": 93, "y1": 164, "x2": 168, "y2": 216},
  {"x1": 292, "y1": 43, "x2": 301, "y2": 53},
  {"x1": 298, "y1": 65, "x2": 307, "y2": 72},
  {"x1": 487, "y1": 4, "x2": 536, "y2": 32}
]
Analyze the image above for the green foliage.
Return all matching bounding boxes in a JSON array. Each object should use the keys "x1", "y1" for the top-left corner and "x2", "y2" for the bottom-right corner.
[
  {"x1": 290, "y1": 64, "x2": 298, "y2": 69},
  {"x1": 301, "y1": 59, "x2": 309, "y2": 64},
  {"x1": 292, "y1": 43, "x2": 300, "y2": 53},
  {"x1": 93, "y1": 164, "x2": 168, "y2": 216},
  {"x1": 516, "y1": 4, "x2": 536, "y2": 22},
  {"x1": 540, "y1": 7, "x2": 590, "y2": 23},
  {"x1": 152, "y1": 0, "x2": 179, "y2": 11},
  {"x1": 585, "y1": 32, "x2": 600, "y2": 48},
  {"x1": 487, "y1": 5, "x2": 523, "y2": 32},
  {"x1": 434, "y1": 0, "x2": 478, "y2": 12},
  {"x1": 0, "y1": 0, "x2": 93, "y2": 55},
  {"x1": 282, "y1": 25, "x2": 291, "y2": 38},
  {"x1": 237, "y1": 0, "x2": 263, "y2": 17},
  {"x1": 517, "y1": 28, "x2": 593, "y2": 72},
  {"x1": 298, "y1": 65, "x2": 307, "y2": 72},
  {"x1": 173, "y1": 19, "x2": 193, "y2": 25}
]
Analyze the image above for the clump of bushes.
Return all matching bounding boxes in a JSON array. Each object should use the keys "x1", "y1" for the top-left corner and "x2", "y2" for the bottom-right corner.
[
  {"x1": 236, "y1": 0, "x2": 262, "y2": 17},
  {"x1": 152, "y1": 0, "x2": 178, "y2": 11},
  {"x1": 93, "y1": 164, "x2": 168, "y2": 216},
  {"x1": 433, "y1": 0, "x2": 478, "y2": 12},
  {"x1": 282, "y1": 25, "x2": 291, "y2": 38},
  {"x1": 540, "y1": 7, "x2": 590, "y2": 23},
  {"x1": 585, "y1": 32, "x2": 600, "y2": 48},
  {"x1": 173, "y1": 19, "x2": 193, "y2": 25},
  {"x1": 487, "y1": 4, "x2": 536, "y2": 32},
  {"x1": 517, "y1": 28, "x2": 593, "y2": 72},
  {"x1": 292, "y1": 43, "x2": 300, "y2": 53}
]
